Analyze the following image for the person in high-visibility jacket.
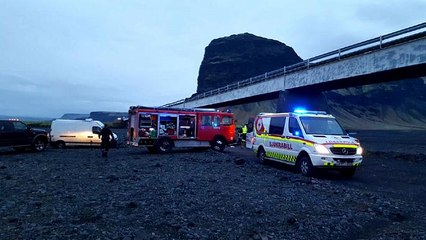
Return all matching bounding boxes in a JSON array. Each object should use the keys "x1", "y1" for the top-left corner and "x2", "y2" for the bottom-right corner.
[{"x1": 241, "y1": 124, "x2": 248, "y2": 147}]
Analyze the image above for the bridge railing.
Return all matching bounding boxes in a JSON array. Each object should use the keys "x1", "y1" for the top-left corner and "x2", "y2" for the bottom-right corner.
[{"x1": 163, "y1": 22, "x2": 426, "y2": 107}]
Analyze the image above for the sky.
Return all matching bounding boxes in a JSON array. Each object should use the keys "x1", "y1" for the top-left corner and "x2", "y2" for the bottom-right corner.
[{"x1": 0, "y1": 0, "x2": 425, "y2": 118}]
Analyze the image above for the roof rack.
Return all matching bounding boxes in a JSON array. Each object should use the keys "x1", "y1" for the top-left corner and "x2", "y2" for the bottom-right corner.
[{"x1": 129, "y1": 106, "x2": 218, "y2": 112}]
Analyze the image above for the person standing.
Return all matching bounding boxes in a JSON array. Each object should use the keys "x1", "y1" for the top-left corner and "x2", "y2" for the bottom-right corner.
[
  {"x1": 99, "y1": 124, "x2": 114, "y2": 158},
  {"x1": 241, "y1": 124, "x2": 248, "y2": 148}
]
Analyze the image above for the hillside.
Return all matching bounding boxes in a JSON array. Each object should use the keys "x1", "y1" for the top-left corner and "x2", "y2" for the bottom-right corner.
[{"x1": 197, "y1": 33, "x2": 302, "y2": 93}]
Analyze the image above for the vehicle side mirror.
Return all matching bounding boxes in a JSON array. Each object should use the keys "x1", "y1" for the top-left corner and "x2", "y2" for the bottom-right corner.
[{"x1": 92, "y1": 126, "x2": 101, "y2": 134}]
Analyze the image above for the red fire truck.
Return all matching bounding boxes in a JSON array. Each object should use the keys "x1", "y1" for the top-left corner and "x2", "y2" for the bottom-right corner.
[{"x1": 127, "y1": 106, "x2": 236, "y2": 153}]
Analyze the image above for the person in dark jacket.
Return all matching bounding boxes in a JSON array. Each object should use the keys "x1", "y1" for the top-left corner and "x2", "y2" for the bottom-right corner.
[{"x1": 99, "y1": 124, "x2": 114, "y2": 157}]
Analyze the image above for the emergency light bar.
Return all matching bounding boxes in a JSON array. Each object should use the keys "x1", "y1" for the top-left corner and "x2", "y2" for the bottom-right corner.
[{"x1": 293, "y1": 109, "x2": 327, "y2": 115}]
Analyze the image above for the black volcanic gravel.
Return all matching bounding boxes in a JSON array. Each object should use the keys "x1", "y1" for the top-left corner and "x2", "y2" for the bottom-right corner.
[{"x1": 1, "y1": 145, "x2": 425, "y2": 240}]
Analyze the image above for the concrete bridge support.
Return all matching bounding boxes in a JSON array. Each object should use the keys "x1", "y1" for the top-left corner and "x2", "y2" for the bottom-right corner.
[{"x1": 276, "y1": 90, "x2": 328, "y2": 113}]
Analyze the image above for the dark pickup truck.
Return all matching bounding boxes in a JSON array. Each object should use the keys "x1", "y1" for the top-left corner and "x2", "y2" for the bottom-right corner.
[{"x1": 0, "y1": 120, "x2": 48, "y2": 152}]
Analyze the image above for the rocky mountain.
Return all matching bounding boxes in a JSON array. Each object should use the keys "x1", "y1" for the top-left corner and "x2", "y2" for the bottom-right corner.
[
  {"x1": 196, "y1": 33, "x2": 426, "y2": 130},
  {"x1": 197, "y1": 33, "x2": 302, "y2": 93}
]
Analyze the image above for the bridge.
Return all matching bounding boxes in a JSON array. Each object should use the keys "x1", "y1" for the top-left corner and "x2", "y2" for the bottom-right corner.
[{"x1": 164, "y1": 22, "x2": 426, "y2": 112}]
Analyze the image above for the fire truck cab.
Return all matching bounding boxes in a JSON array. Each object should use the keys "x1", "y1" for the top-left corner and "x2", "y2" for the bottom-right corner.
[{"x1": 127, "y1": 106, "x2": 236, "y2": 153}]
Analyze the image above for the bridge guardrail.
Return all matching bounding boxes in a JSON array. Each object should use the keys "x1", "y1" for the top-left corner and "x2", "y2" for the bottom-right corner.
[{"x1": 163, "y1": 22, "x2": 426, "y2": 107}]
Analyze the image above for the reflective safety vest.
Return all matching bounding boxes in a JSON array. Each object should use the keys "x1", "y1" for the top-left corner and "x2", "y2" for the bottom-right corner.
[{"x1": 242, "y1": 125, "x2": 247, "y2": 134}]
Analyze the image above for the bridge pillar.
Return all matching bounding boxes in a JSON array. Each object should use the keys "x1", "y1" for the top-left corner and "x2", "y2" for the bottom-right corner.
[{"x1": 276, "y1": 90, "x2": 329, "y2": 113}]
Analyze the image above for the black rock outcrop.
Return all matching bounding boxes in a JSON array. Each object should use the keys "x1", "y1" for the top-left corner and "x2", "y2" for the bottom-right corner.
[
  {"x1": 197, "y1": 33, "x2": 302, "y2": 93},
  {"x1": 195, "y1": 34, "x2": 426, "y2": 130}
]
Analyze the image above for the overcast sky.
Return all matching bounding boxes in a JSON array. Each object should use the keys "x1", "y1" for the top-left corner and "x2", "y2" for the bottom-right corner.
[{"x1": 0, "y1": 0, "x2": 425, "y2": 118}]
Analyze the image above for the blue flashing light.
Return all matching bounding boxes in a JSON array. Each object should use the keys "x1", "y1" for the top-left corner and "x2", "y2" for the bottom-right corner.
[
  {"x1": 294, "y1": 108, "x2": 307, "y2": 113},
  {"x1": 294, "y1": 130, "x2": 301, "y2": 136}
]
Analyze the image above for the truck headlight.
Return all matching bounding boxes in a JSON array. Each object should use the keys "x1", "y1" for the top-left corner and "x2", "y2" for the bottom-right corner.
[
  {"x1": 356, "y1": 147, "x2": 363, "y2": 155},
  {"x1": 314, "y1": 144, "x2": 330, "y2": 154}
]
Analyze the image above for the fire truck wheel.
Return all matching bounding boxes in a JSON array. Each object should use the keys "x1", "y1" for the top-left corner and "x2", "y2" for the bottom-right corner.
[
  {"x1": 156, "y1": 138, "x2": 172, "y2": 153},
  {"x1": 211, "y1": 137, "x2": 226, "y2": 152},
  {"x1": 298, "y1": 156, "x2": 315, "y2": 177},
  {"x1": 257, "y1": 148, "x2": 266, "y2": 164}
]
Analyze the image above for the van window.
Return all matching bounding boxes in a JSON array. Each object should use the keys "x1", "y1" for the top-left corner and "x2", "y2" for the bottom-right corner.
[
  {"x1": 269, "y1": 117, "x2": 286, "y2": 135},
  {"x1": 93, "y1": 126, "x2": 102, "y2": 134},
  {"x1": 289, "y1": 117, "x2": 303, "y2": 137}
]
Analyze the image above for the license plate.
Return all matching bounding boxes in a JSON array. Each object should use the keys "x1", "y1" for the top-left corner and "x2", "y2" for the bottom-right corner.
[{"x1": 339, "y1": 161, "x2": 352, "y2": 166}]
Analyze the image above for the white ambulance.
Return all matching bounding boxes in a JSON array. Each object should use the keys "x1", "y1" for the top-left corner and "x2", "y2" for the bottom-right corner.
[{"x1": 252, "y1": 110, "x2": 363, "y2": 177}]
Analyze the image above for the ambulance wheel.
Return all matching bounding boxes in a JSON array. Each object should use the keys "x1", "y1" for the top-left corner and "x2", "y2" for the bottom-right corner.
[
  {"x1": 156, "y1": 138, "x2": 172, "y2": 153},
  {"x1": 211, "y1": 137, "x2": 226, "y2": 152},
  {"x1": 257, "y1": 148, "x2": 266, "y2": 164},
  {"x1": 298, "y1": 156, "x2": 315, "y2": 177},
  {"x1": 340, "y1": 168, "x2": 356, "y2": 178}
]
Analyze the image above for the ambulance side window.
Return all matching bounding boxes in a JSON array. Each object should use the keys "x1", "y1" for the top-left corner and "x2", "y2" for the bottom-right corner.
[
  {"x1": 269, "y1": 117, "x2": 286, "y2": 135},
  {"x1": 289, "y1": 117, "x2": 303, "y2": 137}
]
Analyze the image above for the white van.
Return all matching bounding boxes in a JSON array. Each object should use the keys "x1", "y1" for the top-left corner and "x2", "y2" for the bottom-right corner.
[
  {"x1": 252, "y1": 110, "x2": 363, "y2": 177},
  {"x1": 50, "y1": 119, "x2": 118, "y2": 148}
]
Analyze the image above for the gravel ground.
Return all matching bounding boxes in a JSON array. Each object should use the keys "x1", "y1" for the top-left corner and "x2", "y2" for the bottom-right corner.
[{"x1": 1, "y1": 133, "x2": 426, "y2": 239}]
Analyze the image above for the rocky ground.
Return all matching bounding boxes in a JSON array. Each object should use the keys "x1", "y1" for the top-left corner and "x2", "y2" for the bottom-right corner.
[{"x1": 1, "y1": 131, "x2": 426, "y2": 240}]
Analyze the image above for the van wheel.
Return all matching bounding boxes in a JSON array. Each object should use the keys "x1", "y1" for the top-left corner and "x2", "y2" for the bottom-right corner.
[
  {"x1": 32, "y1": 138, "x2": 47, "y2": 152},
  {"x1": 298, "y1": 156, "x2": 315, "y2": 177},
  {"x1": 257, "y1": 148, "x2": 266, "y2": 164},
  {"x1": 211, "y1": 137, "x2": 226, "y2": 152},
  {"x1": 156, "y1": 138, "x2": 172, "y2": 153},
  {"x1": 57, "y1": 141, "x2": 66, "y2": 149}
]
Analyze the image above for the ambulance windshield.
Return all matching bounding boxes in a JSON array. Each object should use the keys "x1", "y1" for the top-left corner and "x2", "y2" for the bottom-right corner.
[{"x1": 300, "y1": 117, "x2": 346, "y2": 135}]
